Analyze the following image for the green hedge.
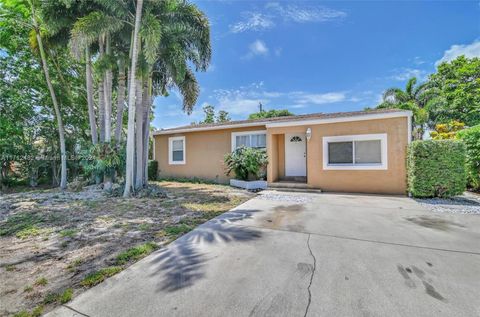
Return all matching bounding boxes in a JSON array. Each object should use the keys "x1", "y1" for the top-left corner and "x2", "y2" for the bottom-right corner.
[
  {"x1": 407, "y1": 140, "x2": 466, "y2": 198},
  {"x1": 457, "y1": 125, "x2": 480, "y2": 190},
  {"x1": 147, "y1": 160, "x2": 158, "y2": 181}
]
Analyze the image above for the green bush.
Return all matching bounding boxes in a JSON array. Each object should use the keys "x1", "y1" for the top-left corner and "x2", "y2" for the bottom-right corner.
[
  {"x1": 148, "y1": 160, "x2": 158, "y2": 181},
  {"x1": 224, "y1": 147, "x2": 268, "y2": 181},
  {"x1": 457, "y1": 125, "x2": 480, "y2": 190},
  {"x1": 407, "y1": 140, "x2": 466, "y2": 197}
]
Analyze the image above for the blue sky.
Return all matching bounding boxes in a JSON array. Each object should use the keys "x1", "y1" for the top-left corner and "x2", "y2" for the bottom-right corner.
[{"x1": 152, "y1": 0, "x2": 480, "y2": 129}]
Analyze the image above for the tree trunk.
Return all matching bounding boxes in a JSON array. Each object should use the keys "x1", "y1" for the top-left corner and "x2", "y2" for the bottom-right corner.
[
  {"x1": 32, "y1": 12, "x2": 67, "y2": 190},
  {"x1": 98, "y1": 36, "x2": 106, "y2": 143},
  {"x1": 115, "y1": 59, "x2": 126, "y2": 144},
  {"x1": 86, "y1": 46, "x2": 98, "y2": 145},
  {"x1": 134, "y1": 78, "x2": 144, "y2": 189},
  {"x1": 104, "y1": 33, "x2": 113, "y2": 143},
  {"x1": 142, "y1": 79, "x2": 151, "y2": 185},
  {"x1": 123, "y1": 0, "x2": 144, "y2": 197}
]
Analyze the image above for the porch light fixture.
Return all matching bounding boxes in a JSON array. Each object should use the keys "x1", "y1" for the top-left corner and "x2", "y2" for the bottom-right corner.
[{"x1": 306, "y1": 128, "x2": 312, "y2": 141}]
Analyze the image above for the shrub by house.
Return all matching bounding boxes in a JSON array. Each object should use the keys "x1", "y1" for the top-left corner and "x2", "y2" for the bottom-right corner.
[
  {"x1": 457, "y1": 125, "x2": 480, "y2": 191},
  {"x1": 407, "y1": 140, "x2": 466, "y2": 197},
  {"x1": 224, "y1": 147, "x2": 268, "y2": 181}
]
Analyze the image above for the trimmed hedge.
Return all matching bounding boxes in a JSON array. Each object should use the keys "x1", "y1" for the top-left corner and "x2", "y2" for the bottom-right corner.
[
  {"x1": 407, "y1": 140, "x2": 466, "y2": 198},
  {"x1": 457, "y1": 125, "x2": 480, "y2": 190},
  {"x1": 147, "y1": 160, "x2": 158, "y2": 181}
]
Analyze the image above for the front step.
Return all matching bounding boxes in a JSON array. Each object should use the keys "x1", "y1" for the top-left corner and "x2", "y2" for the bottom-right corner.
[{"x1": 268, "y1": 182, "x2": 322, "y2": 193}]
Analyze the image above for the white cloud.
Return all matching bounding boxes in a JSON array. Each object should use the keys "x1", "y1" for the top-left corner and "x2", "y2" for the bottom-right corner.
[
  {"x1": 390, "y1": 68, "x2": 428, "y2": 81},
  {"x1": 230, "y1": 12, "x2": 274, "y2": 33},
  {"x1": 231, "y1": 3, "x2": 346, "y2": 33},
  {"x1": 293, "y1": 92, "x2": 346, "y2": 105},
  {"x1": 212, "y1": 82, "x2": 349, "y2": 115},
  {"x1": 436, "y1": 40, "x2": 480, "y2": 65},
  {"x1": 266, "y1": 2, "x2": 347, "y2": 23},
  {"x1": 243, "y1": 40, "x2": 269, "y2": 59},
  {"x1": 250, "y1": 40, "x2": 269, "y2": 55}
]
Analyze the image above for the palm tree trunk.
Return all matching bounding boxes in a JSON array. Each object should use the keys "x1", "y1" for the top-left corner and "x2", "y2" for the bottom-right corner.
[
  {"x1": 134, "y1": 78, "x2": 144, "y2": 189},
  {"x1": 104, "y1": 33, "x2": 113, "y2": 143},
  {"x1": 115, "y1": 59, "x2": 126, "y2": 144},
  {"x1": 86, "y1": 46, "x2": 98, "y2": 145},
  {"x1": 98, "y1": 36, "x2": 106, "y2": 143},
  {"x1": 123, "y1": 0, "x2": 144, "y2": 197},
  {"x1": 32, "y1": 14, "x2": 67, "y2": 190},
  {"x1": 142, "y1": 78, "x2": 151, "y2": 185}
]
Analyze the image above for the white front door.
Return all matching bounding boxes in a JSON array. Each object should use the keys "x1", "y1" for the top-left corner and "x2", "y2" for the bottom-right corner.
[{"x1": 285, "y1": 133, "x2": 306, "y2": 176}]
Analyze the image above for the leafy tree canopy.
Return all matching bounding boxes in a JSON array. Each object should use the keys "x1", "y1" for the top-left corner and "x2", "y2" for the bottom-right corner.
[
  {"x1": 248, "y1": 109, "x2": 294, "y2": 120},
  {"x1": 428, "y1": 55, "x2": 480, "y2": 127}
]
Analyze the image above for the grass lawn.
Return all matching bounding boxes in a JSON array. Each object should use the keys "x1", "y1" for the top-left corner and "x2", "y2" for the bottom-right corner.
[{"x1": 0, "y1": 181, "x2": 253, "y2": 317}]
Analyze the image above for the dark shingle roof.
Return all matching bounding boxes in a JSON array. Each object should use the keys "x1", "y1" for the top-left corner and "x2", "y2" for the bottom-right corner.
[{"x1": 154, "y1": 108, "x2": 409, "y2": 134}]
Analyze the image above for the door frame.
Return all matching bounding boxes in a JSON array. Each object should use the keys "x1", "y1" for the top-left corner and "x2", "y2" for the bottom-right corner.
[{"x1": 284, "y1": 133, "x2": 307, "y2": 177}]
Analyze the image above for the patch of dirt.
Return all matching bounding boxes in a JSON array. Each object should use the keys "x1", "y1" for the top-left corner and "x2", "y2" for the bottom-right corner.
[{"x1": 0, "y1": 181, "x2": 253, "y2": 316}]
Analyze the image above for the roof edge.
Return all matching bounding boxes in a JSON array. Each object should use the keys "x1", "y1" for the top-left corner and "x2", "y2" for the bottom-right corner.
[{"x1": 153, "y1": 110, "x2": 412, "y2": 135}]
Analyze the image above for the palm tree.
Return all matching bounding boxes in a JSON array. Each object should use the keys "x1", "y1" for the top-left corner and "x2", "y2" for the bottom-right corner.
[
  {"x1": 28, "y1": 0, "x2": 68, "y2": 189},
  {"x1": 123, "y1": 0, "x2": 144, "y2": 197},
  {"x1": 131, "y1": 0, "x2": 211, "y2": 188},
  {"x1": 378, "y1": 77, "x2": 433, "y2": 140}
]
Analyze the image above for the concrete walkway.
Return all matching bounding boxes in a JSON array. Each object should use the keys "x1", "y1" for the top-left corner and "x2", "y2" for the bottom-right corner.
[{"x1": 46, "y1": 191, "x2": 480, "y2": 317}]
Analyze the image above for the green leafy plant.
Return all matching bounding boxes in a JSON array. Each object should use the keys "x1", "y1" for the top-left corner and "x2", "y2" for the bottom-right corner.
[
  {"x1": 147, "y1": 160, "x2": 158, "y2": 181},
  {"x1": 81, "y1": 142, "x2": 124, "y2": 178},
  {"x1": 407, "y1": 140, "x2": 466, "y2": 197},
  {"x1": 224, "y1": 147, "x2": 268, "y2": 181},
  {"x1": 457, "y1": 125, "x2": 480, "y2": 190}
]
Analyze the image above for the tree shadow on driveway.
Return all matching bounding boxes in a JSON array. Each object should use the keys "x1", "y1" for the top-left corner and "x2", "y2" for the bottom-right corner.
[{"x1": 149, "y1": 209, "x2": 262, "y2": 292}]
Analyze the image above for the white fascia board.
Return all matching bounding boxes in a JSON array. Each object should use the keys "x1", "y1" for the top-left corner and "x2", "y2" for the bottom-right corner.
[
  {"x1": 265, "y1": 111, "x2": 413, "y2": 128},
  {"x1": 152, "y1": 111, "x2": 413, "y2": 135},
  {"x1": 153, "y1": 122, "x2": 269, "y2": 135}
]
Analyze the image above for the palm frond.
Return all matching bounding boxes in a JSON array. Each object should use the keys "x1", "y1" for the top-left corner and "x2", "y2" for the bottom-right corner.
[
  {"x1": 405, "y1": 77, "x2": 417, "y2": 97},
  {"x1": 178, "y1": 68, "x2": 199, "y2": 114},
  {"x1": 69, "y1": 11, "x2": 123, "y2": 59}
]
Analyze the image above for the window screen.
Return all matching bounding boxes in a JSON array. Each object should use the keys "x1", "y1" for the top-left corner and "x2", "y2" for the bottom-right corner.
[
  {"x1": 328, "y1": 142, "x2": 353, "y2": 164},
  {"x1": 235, "y1": 135, "x2": 250, "y2": 148},
  {"x1": 251, "y1": 134, "x2": 266, "y2": 148},
  {"x1": 234, "y1": 133, "x2": 266, "y2": 149},
  {"x1": 172, "y1": 139, "x2": 184, "y2": 161},
  {"x1": 354, "y1": 140, "x2": 381, "y2": 164}
]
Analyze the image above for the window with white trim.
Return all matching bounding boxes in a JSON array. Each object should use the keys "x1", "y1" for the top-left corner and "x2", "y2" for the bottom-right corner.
[
  {"x1": 169, "y1": 136, "x2": 185, "y2": 164},
  {"x1": 231, "y1": 131, "x2": 266, "y2": 151},
  {"x1": 323, "y1": 134, "x2": 387, "y2": 170}
]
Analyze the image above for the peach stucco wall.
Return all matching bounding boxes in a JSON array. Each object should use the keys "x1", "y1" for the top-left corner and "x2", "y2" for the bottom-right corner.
[
  {"x1": 267, "y1": 117, "x2": 409, "y2": 194},
  {"x1": 153, "y1": 125, "x2": 266, "y2": 183},
  {"x1": 154, "y1": 116, "x2": 409, "y2": 194}
]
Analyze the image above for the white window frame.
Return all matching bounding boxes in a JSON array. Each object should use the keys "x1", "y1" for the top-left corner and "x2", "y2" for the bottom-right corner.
[
  {"x1": 231, "y1": 130, "x2": 267, "y2": 152},
  {"x1": 168, "y1": 136, "x2": 186, "y2": 165},
  {"x1": 322, "y1": 133, "x2": 388, "y2": 170}
]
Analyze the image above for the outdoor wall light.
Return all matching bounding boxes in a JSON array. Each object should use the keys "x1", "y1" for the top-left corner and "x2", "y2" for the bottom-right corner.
[{"x1": 306, "y1": 128, "x2": 312, "y2": 141}]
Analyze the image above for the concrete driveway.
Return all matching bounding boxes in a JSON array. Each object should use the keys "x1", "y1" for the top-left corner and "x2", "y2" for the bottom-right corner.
[{"x1": 46, "y1": 191, "x2": 480, "y2": 317}]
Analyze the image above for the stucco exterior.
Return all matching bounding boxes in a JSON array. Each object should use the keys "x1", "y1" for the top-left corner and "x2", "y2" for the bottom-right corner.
[
  {"x1": 266, "y1": 116, "x2": 409, "y2": 194},
  {"x1": 154, "y1": 125, "x2": 266, "y2": 183},
  {"x1": 153, "y1": 110, "x2": 411, "y2": 194}
]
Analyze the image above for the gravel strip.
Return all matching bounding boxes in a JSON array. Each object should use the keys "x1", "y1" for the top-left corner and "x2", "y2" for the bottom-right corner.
[
  {"x1": 416, "y1": 192, "x2": 480, "y2": 215},
  {"x1": 258, "y1": 192, "x2": 313, "y2": 203}
]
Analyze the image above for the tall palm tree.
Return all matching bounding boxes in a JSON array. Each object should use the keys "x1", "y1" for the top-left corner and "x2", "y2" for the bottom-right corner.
[
  {"x1": 131, "y1": 0, "x2": 211, "y2": 188},
  {"x1": 123, "y1": 0, "x2": 144, "y2": 197},
  {"x1": 378, "y1": 77, "x2": 433, "y2": 140},
  {"x1": 28, "y1": 0, "x2": 68, "y2": 189}
]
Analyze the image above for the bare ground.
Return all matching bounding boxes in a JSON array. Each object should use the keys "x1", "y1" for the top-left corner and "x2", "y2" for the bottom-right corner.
[{"x1": 0, "y1": 181, "x2": 253, "y2": 317}]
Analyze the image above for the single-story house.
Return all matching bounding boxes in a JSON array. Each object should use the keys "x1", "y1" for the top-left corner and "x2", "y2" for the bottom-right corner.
[{"x1": 153, "y1": 109, "x2": 412, "y2": 194}]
